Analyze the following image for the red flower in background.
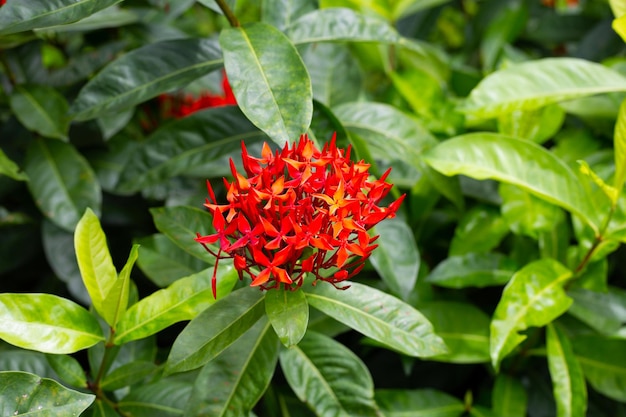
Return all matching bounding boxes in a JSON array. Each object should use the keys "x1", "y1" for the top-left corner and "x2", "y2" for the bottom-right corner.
[
  {"x1": 196, "y1": 134, "x2": 405, "y2": 297},
  {"x1": 159, "y1": 72, "x2": 236, "y2": 118},
  {"x1": 0, "y1": 0, "x2": 6, "y2": 6}
]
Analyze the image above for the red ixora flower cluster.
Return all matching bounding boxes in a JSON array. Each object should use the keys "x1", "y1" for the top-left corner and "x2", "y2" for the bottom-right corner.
[
  {"x1": 158, "y1": 72, "x2": 236, "y2": 118},
  {"x1": 196, "y1": 134, "x2": 405, "y2": 297}
]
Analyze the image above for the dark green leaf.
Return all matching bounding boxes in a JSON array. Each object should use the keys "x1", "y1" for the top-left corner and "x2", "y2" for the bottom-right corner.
[
  {"x1": 462, "y1": 58, "x2": 626, "y2": 120},
  {"x1": 185, "y1": 318, "x2": 279, "y2": 417},
  {"x1": 424, "y1": 133, "x2": 598, "y2": 233},
  {"x1": 279, "y1": 331, "x2": 380, "y2": 417},
  {"x1": 426, "y1": 253, "x2": 517, "y2": 289},
  {"x1": 165, "y1": 286, "x2": 265, "y2": 374},
  {"x1": 375, "y1": 389, "x2": 464, "y2": 417},
  {"x1": 24, "y1": 138, "x2": 101, "y2": 232},
  {"x1": 573, "y1": 335, "x2": 626, "y2": 402},
  {"x1": 0, "y1": 351, "x2": 57, "y2": 379},
  {"x1": 70, "y1": 38, "x2": 223, "y2": 120},
  {"x1": 490, "y1": 259, "x2": 573, "y2": 371},
  {"x1": 220, "y1": 22, "x2": 312, "y2": 145},
  {"x1": 0, "y1": 293, "x2": 104, "y2": 354},
  {"x1": 100, "y1": 361, "x2": 157, "y2": 391},
  {"x1": 419, "y1": 301, "x2": 490, "y2": 364},
  {"x1": 546, "y1": 324, "x2": 587, "y2": 417},
  {"x1": 118, "y1": 379, "x2": 193, "y2": 417},
  {"x1": 39, "y1": 5, "x2": 137, "y2": 33},
  {"x1": 566, "y1": 287, "x2": 626, "y2": 337},
  {"x1": 0, "y1": 371, "x2": 94, "y2": 416},
  {"x1": 45, "y1": 354, "x2": 87, "y2": 388},
  {"x1": 0, "y1": 0, "x2": 122, "y2": 35},
  {"x1": 150, "y1": 205, "x2": 216, "y2": 261},
  {"x1": 492, "y1": 374, "x2": 527, "y2": 417},
  {"x1": 264, "y1": 287, "x2": 309, "y2": 347},
  {"x1": 261, "y1": 0, "x2": 316, "y2": 30},
  {"x1": 305, "y1": 281, "x2": 447, "y2": 357},
  {"x1": 116, "y1": 106, "x2": 265, "y2": 194},
  {"x1": 9, "y1": 85, "x2": 69, "y2": 140},
  {"x1": 115, "y1": 265, "x2": 238, "y2": 344},
  {"x1": 449, "y1": 206, "x2": 509, "y2": 256},
  {"x1": 369, "y1": 218, "x2": 419, "y2": 301}
]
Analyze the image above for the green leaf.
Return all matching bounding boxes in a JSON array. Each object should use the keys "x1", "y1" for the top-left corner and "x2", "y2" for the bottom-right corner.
[
  {"x1": 305, "y1": 281, "x2": 447, "y2": 357},
  {"x1": 573, "y1": 335, "x2": 626, "y2": 402},
  {"x1": 0, "y1": 293, "x2": 104, "y2": 354},
  {"x1": 115, "y1": 265, "x2": 238, "y2": 345},
  {"x1": 492, "y1": 374, "x2": 527, "y2": 417},
  {"x1": 614, "y1": 98, "x2": 626, "y2": 195},
  {"x1": 116, "y1": 106, "x2": 265, "y2": 194},
  {"x1": 566, "y1": 287, "x2": 626, "y2": 336},
  {"x1": 88, "y1": 399, "x2": 118, "y2": 417},
  {"x1": 196, "y1": 0, "x2": 236, "y2": 14},
  {"x1": 264, "y1": 288, "x2": 309, "y2": 347},
  {"x1": 613, "y1": 14, "x2": 626, "y2": 42},
  {"x1": 45, "y1": 354, "x2": 87, "y2": 388},
  {"x1": 462, "y1": 58, "x2": 626, "y2": 120},
  {"x1": 497, "y1": 105, "x2": 565, "y2": 145},
  {"x1": 490, "y1": 259, "x2": 573, "y2": 371},
  {"x1": 220, "y1": 22, "x2": 312, "y2": 146},
  {"x1": 419, "y1": 301, "x2": 490, "y2": 364},
  {"x1": 24, "y1": 139, "x2": 101, "y2": 232},
  {"x1": 102, "y1": 244, "x2": 138, "y2": 328},
  {"x1": 375, "y1": 388, "x2": 464, "y2": 417},
  {"x1": 426, "y1": 253, "x2": 517, "y2": 289},
  {"x1": 134, "y1": 234, "x2": 208, "y2": 287},
  {"x1": 262, "y1": 0, "x2": 316, "y2": 30},
  {"x1": 578, "y1": 160, "x2": 618, "y2": 206},
  {"x1": 9, "y1": 85, "x2": 69, "y2": 140},
  {"x1": 279, "y1": 331, "x2": 380, "y2": 417},
  {"x1": 546, "y1": 324, "x2": 587, "y2": 417},
  {"x1": 70, "y1": 38, "x2": 222, "y2": 120},
  {"x1": 165, "y1": 286, "x2": 265, "y2": 374},
  {"x1": 74, "y1": 208, "x2": 118, "y2": 325},
  {"x1": 97, "y1": 108, "x2": 134, "y2": 141},
  {"x1": 449, "y1": 205, "x2": 509, "y2": 256},
  {"x1": 0, "y1": 0, "x2": 122, "y2": 35},
  {"x1": 150, "y1": 205, "x2": 217, "y2": 261},
  {"x1": 369, "y1": 218, "x2": 419, "y2": 301},
  {"x1": 424, "y1": 133, "x2": 598, "y2": 233},
  {"x1": 0, "y1": 351, "x2": 57, "y2": 379},
  {"x1": 118, "y1": 379, "x2": 193, "y2": 417},
  {"x1": 38, "y1": 5, "x2": 137, "y2": 33},
  {"x1": 185, "y1": 318, "x2": 279, "y2": 417},
  {"x1": 0, "y1": 148, "x2": 28, "y2": 181},
  {"x1": 0, "y1": 371, "x2": 94, "y2": 416},
  {"x1": 100, "y1": 361, "x2": 157, "y2": 391}
]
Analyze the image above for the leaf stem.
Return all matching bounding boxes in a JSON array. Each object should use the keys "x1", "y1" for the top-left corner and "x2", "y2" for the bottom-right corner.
[
  {"x1": 574, "y1": 205, "x2": 615, "y2": 275},
  {"x1": 215, "y1": 0, "x2": 240, "y2": 27}
]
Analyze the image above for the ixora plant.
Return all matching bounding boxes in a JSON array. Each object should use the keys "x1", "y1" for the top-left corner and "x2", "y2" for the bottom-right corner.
[{"x1": 3, "y1": 0, "x2": 626, "y2": 416}]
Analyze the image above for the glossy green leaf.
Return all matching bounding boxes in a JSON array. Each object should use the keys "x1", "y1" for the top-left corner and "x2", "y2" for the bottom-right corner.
[
  {"x1": 97, "y1": 108, "x2": 134, "y2": 141},
  {"x1": 9, "y1": 85, "x2": 69, "y2": 140},
  {"x1": 45, "y1": 354, "x2": 87, "y2": 388},
  {"x1": 115, "y1": 265, "x2": 238, "y2": 345},
  {"x1": 118, "y1": 379, "x2": 193, "y2": 417},
  {"x1": 220, "y1": 22, "x2": 312, "y2": 146},
  {"x1": 375, "y1": 388, "x2": 464, "y2": 417},
  {"x1": 492, "y1": 374, "x2": 527, "y2": 417},
  {"x1": 0, "y1": 371, "x2": 94, "y2": 416},
  {"x1": 369, "y1": 218, "x2": 419, "y2": 301},
  {"x1": 0, "y1": 0, "x2": 122, "y2": 35},
  {"x1": 0, "y1": 351, "x2": 57, "y2": 379},
  {"x1": 74, "y1": 208, "x2": 118, "y2": 324},
  {"x1": 165, "y1": 286, "x2": 265, "y2": 374},
  {"x1": 100, "y1": 361, "x2": 157, "y2": 391},
  {"x1": 449, "y1": 206, "x2": 509, "y2": 256},
  {"x1": 546, "y1": 324, "x2": 587, "y2": 417},
  {"x1": 424, "y1": 133, "x2": 598, "y2": 233},
  {"x1": 70, "y1": 38, "x2": 222, "y2": 120},
  {"x1": 566, "y1": 287, "x2": 626, "y2": 336},
  {"x1": 265, "y1": 288, "x2": 309, "y2": 347},
  {"x1": 573, "y1": 335, "x2": 626, "y2": 402},
  {"x1": 0, "y1": 148, "x2": 28, "y2": 181},
  {"x1": 614, "y1": 98, "x2": 626, "y2": 195},
  {"x1": 262, "y1": 0, "x2": 316, "y2": 30},
  {"x1": 426, "y1": 253, "x2": 517, "y2": 289},
  {"x1": 498, "y1": 105, "x2": 565, "y2": 145},
  {"x1": 150, "y1": 205, "x2": 216, "y2": 261},
  {"x1": 462, "y1": 58, "x2": 626, "y2": 120},
  {"x1": 279, "y1": 331, "x2": 380, "y2": 417},
  {"x1": 490, "y1": 259, "x2": 573, "y2": 371},
  {"x1": 37, "y1": 5, "x2": 137, "y2": 33},
  {"x1": 0, "y1": 293, "x2": 104, "y2": 354},
  {"x1": 305, "y1": 281, "x2": 447, "y2": 357},
  {"x1": 578, "y1": 160, "x2": 618, "y2": 206},
  {"x1": 24, "y1": 139, "x2": 101, "y2": 232},
  {"x1": 103, "y1": 244, "x2": 138, "y2": 328},
  {"x1": 185, "y1": 318, "x2": 279, "y2": 417},
  {"x1": 134, "y1": 234, "x2": 208, "y2": 287},
  {"x1": 116, "y1": 106, "x2": 265, "y2": 194},
  {"x1": 286, "y1": 7, "x2": 400, "y2": 44},
  {"x1": 419, "y1": 301, "x2": 490, "y2": 364}
]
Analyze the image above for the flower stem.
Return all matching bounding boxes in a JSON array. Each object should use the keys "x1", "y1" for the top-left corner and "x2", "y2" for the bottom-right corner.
[{"x1": 215, "y1": 0, "x2": 239, "y2": 27}]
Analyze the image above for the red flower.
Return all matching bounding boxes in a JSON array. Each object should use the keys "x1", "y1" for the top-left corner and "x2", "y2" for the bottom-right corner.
[
  {"x1": 0, "y1": 0, "x2": 6, "y2": 5},
  {"x1": 196, "y1": 134, "x2": 405, "y2": 297}
]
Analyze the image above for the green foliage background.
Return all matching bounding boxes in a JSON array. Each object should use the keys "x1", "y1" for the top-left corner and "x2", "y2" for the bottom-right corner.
[{"x1": 1, "y1": 0, "x2": 626, "y2": 416}]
